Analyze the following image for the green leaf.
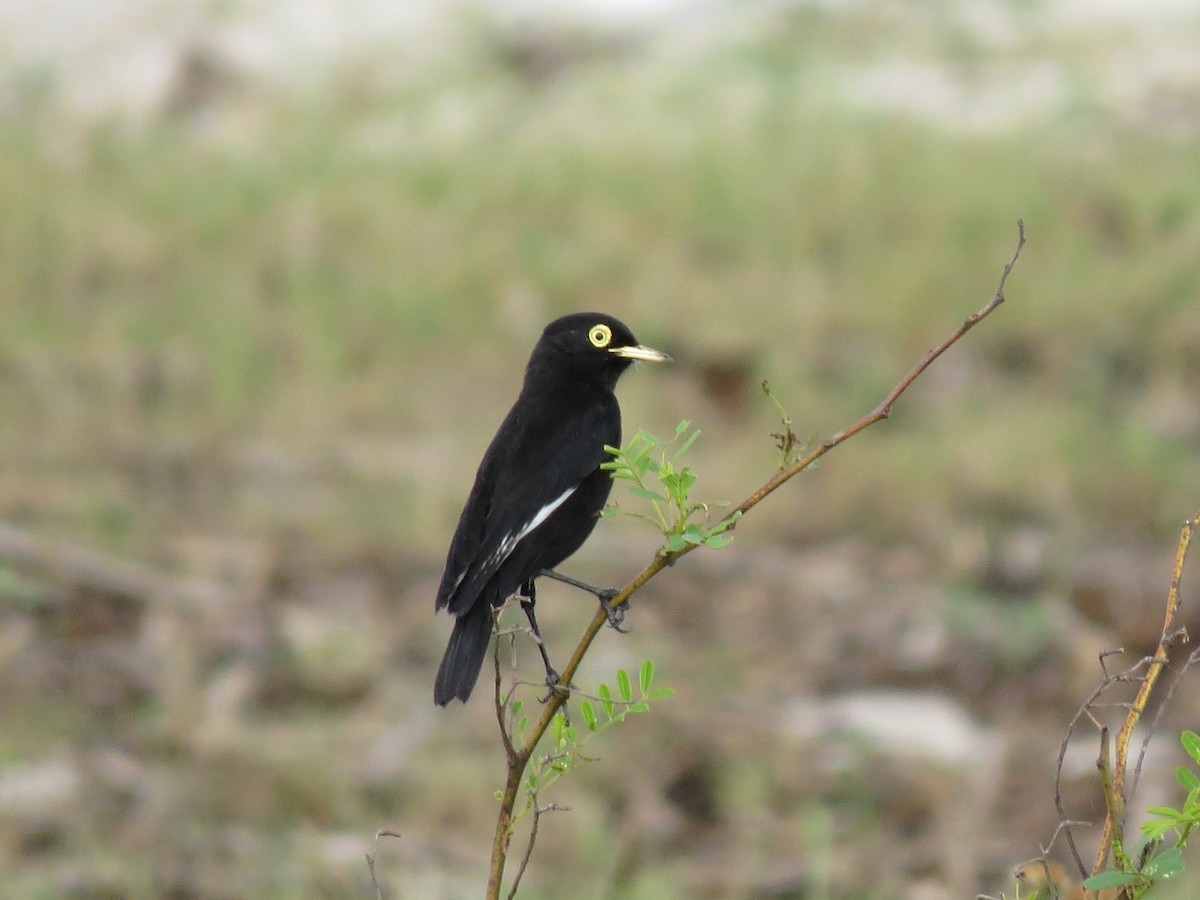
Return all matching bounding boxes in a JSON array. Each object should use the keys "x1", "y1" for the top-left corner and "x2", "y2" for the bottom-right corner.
[
  {"x1": 598, "y1": 682, "x2": 614, "y2": 718},
  {"x1": 1154, "y1": 856, "x2": 1185, "y2": 879},
  {"x1": 517, "y1": 716, "x2": 528, "y2": 736},
  {"x1": 1183, "y1": 730, "x2": 1200, "y2": 765},
  {"x1": 663, "y1": 535, "x2": 688, "y2": 553},
  {"x1": 1146, "y1": 805, "x2": 1184, "y2": 818},
  {"x1": 629, "y1": 702, "x2": 650, "y2": 713},
  {"x1": 704, "y1": 534, "x2": 734, "y2": 549},
  {"x1": 1083, "y1": 871, "x2": 1139, "y2": 888},
  {"x1": 674, "y1": 419, "x2": 691, "y2": 438},
  {"x1": 706, "y1": 512, "x2": 740, "y2": 535},
  {"x1": 637, "y1": 427, "x2": 662, "y2": 448},
  {"x1": 1177, "y1": 765, "x2": 1200, "y2": 792},
  {"x1": 1142, "y1": 820, "x2": 1177, "y2": 840},
  {"x1": 511, "y1": 699, "x2": 522, "y2": 718},
  {"x1": 666, "y1": 469, "x2": 697, "y2": 504},
  {"x1": 630, "y1": 485, "x2": 667, "y2": 502},
  {"x1": 617, "y1": 668, "x2": 633, "y2": 703},
  {"x1": 581, "y1": 699, "x2": 597, "y2": 732},
  {"x1": 1143, "y1": 847, "x2": 1184, "y2": 879},
  {"x1": 649, "y1": 688, "x2": 675, "y2": 700},
  {"x1": 632, "y1": 454, "x2": 657, "y2": 477},
  {"x1": 676, "y1": 428, "x2": 701, "y2": 457},
  {"x1": 639, "y1": 659, "x2": 654, "y2": 694}
]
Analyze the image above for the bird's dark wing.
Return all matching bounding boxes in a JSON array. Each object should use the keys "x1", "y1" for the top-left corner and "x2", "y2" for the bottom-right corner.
[{"x1": 435, "y1": 391, "x2": 617, "y2": 616}]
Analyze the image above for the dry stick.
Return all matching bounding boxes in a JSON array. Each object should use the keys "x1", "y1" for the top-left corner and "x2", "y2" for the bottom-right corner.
[
  {"x1": 1129, "y1": 645, "x2": 1200, "y2": 806},
  {"x1": 366, "y1": 829, "x2": 403, "y2": 900},
  {"x1": 495, "y1": 628, "x2": 520, "y2": 763},
  {"x1": 506, "y1": 803, "x2": 543, "y2": 900},
  {"x1": 1091, "y1": 510, "x2": 1199, "y2": 877},
  {"x1": 485, "y1": 220, "x2": 1026, "y2": 899},
  {"x1": 1054, "y1": 655, "x2": 1153, "y2": 878},
  {"x1": 507, "y1": 802, "x2": 566, "y2": 900},
  {"x1": 489, "y1": 634, "x2": 526, "y2": 893},
  {"x1": 1096, "y1": 727, "x2": 1120, "y2": 861}
]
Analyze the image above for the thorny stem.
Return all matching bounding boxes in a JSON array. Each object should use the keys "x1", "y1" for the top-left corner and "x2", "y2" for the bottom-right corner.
[{"x1": 485, "y1": 221, "x2": 1026, "y2": 899}]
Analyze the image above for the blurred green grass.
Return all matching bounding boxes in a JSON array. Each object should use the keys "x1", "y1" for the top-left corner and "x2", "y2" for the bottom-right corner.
[{"x1": 2, "y1": 28, "x2": 1197, "y2": 559}]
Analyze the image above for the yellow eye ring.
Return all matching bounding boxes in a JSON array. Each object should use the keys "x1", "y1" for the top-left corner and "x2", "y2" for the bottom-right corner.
[{"x1": 588, "y1": 324, "x2": 612, "y2": 348}]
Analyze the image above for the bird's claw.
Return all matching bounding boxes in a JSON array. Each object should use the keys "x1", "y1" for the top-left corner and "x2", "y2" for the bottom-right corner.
[
  {"x1": 539, "y1": 670, "x2": 573, "y2": 705},
  {"x1": 599, "y1": 592, "x2": 630, "y2": 632}
]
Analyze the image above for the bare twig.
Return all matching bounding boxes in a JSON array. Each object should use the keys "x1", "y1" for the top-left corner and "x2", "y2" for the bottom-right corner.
[
  {"x1": 1091, "y1": 510, "x2": 1197, "y2": 875},
  {"x1": 494, "y1": 618, "x2": 521, "y2": 763},
  {"x1": 1096, "y1": 727, "x2": 1124, "y2": 866},
  {"x1": 1053, "y1": 657, "x2": 1138, "y2": 877},
  {"x1": 1048, "y1": 511, "x2": 1198, "y2": 891},
  {"x1": 727, "y1": 219, "x2": 1026, "y2": 524},
  {"x1": 506, "y1": 801, "x2": 567, "y2": 900},
  {"x1": 365, "y1": 829, "x2": 402, "y2": 900},
  {"x1": 1127, "y1": 636, "x2": 1194, "y2": 805},
  {"x1": 484, "y1": 222, "x2": 1026, "y2": 899}
]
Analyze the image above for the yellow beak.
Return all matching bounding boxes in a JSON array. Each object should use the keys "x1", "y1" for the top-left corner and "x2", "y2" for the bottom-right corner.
[{"x1": 609, "y1": 344, "x2": 672, "y2": 363}]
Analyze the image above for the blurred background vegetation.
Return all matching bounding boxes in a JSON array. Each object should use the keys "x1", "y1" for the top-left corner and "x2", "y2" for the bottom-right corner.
[{"x1": 1, "y1": 0, "x2": 1198, "y2": 897}]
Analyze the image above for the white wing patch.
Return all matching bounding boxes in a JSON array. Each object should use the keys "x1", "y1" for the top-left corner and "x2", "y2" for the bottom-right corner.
[{"x1": 488, "y1": 485, "x2": 576, "y2": 570}]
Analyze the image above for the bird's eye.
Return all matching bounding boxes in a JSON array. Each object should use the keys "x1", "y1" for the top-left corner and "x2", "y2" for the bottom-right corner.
[{"x1": 588, "y1": 324, "x2": 612, "y2": 348}]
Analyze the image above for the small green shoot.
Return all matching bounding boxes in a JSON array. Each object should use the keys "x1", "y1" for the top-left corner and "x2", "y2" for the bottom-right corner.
[
  {"x1": 602, "y1": 420, "x2": 740, "y2": 556},
  {"x1": 1080, "y1": 729, "x2": 1200, "y2": 897},
  {"x1": 507, "y1": 660, "x2": 673, "y2": 834}
]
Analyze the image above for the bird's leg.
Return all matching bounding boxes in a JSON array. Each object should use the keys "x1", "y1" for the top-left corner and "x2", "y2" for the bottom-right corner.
[
  {"x1": 538, "y1": 569, "x2": 628, "y2": 632},
  {"x1": 518, "y1": 580, "x2": 569, "y2": 701}
]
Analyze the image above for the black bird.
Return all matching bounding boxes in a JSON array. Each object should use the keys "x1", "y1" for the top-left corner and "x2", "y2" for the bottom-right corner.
[{"x1": 434, "y1": 313, "x2": 670, "y2": 706}]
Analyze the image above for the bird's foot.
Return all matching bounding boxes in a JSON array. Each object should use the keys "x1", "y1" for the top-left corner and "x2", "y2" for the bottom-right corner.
[
  {"x1": 598, "y1": 590, "x2": 630, "y2": 633},
  {"x1": 538, "y1": 670, "x2": 573, "y2": 705}
]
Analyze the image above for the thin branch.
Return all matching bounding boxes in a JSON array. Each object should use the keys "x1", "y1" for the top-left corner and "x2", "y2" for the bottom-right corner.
[
  {"x1": 507, "y1": 801, "x2": 566, "y2": 900},
  {"x1": 1096, "y1": 727, "x2": 1123, "y2": 865},
  {"x1": 494, "y1": 633, "x2": 519, "y2": 762},
  {"x1": 726, "y1": 218, "x2": 1025, "y2": 523},
  {"x1": 1127, "y1": 635, "x2": 1194, "y2": 805},
  {"x1": 484, "y1": 222, "x2": 1027, "y2": 899},
  {"x1": 1055, "y1": 665, "x2": 1124, "y2": 878},
  {"x1": 1091, "y1": 510, "x2": 1198, "y2": 875},
  {"x1": 488, "y1": 761, "x2": 526, "y2": 897},
  {"x1": 365, "y1": 829, "x2": 402, "y2": 900}
]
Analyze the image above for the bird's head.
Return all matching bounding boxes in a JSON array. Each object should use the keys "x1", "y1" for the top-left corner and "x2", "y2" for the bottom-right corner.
[{"x1": 532, "y1": 313, "x2": 671, "y2": 387}]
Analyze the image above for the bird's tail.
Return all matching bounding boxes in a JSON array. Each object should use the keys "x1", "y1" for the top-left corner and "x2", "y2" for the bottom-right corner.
[{"x1": 434, "y1": 600, "x2": 493, "y2": 706}]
